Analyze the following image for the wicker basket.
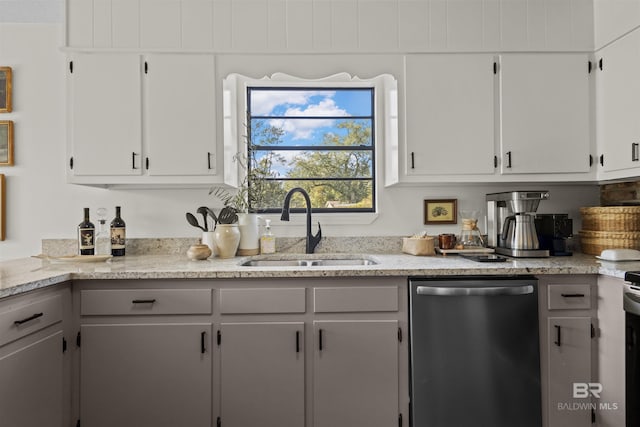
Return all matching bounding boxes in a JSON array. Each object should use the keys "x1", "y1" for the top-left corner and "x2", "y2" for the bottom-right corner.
[
  {"x1": 579, "y1": 230, "x2": 640, "y2": 255},
  {"x1": 580, "y1": 206, "x2": 640, "y2": 231},
  {"x1": 402, "y1": 237, "x2": 435, "y2": 256}
]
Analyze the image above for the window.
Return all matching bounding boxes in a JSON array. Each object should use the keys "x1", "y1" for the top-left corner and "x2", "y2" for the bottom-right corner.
[
  {"x1": 247, "y1": 87, "x2": 375, "y2": 213},
  {"x1": 223, "y1": 72, "x2": 397, "y2": 220}
]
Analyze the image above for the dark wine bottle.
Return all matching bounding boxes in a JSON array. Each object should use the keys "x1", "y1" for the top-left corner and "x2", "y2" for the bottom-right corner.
[
  {"x1": 78, "y1": 208, "x2": 95, "y2": 255},
  {"x1": 110, "y1": 206, "x2": 126, "y2": 256}
]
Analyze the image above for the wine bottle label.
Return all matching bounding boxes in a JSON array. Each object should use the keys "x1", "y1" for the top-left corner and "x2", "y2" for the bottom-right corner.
[
  {"x1": 79, "y1": 228, "x2": 95, "y2": 249},
  {"x1": 111, "y1": 227, "x2": 126, "y2": 249}
]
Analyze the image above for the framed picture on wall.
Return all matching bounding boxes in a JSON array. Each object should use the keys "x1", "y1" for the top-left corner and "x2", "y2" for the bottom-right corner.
[
  {"x1": 0, "y1": 121, "x2": 13, "y2": 166},
  {"x1": 424, "y1": 199, "x2": 457, "y2": 225},
  {"x1": 0, "y1": 174, "x2": 5, "y2": 241},
  {"x1": 0, "y1": 67, "x2": 12, "y2": 113}
]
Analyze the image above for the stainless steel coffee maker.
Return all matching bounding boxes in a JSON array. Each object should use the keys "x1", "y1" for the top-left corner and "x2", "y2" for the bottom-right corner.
[{"x1": 486, "y1": 191, "x2": 550, "y2": 257}]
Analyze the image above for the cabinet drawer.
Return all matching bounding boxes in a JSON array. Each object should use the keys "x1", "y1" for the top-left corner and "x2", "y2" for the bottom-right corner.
[
  {"x1": 548, "y1": 284, "x2": 592, "y2": 310},
  {"x1": 219, "y1": 288, "x2": 305, "y2": 314},
  {"x1": 0, "y1": 295, "x2": 63, "y2": 347},
  {"x1": 81, "y1": 289, "x2": 212, "y2": 315},
  {"x1": 314, "y1": 287, "x2": 398, "y2": 313}
]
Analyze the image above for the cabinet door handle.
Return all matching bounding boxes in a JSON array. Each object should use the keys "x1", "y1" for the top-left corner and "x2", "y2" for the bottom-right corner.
[
  {"x1": 201, "y1": 331, "x2": 206, "y2": 354},
  {"x1": 132, "y1": 299, "x2": 156, "y2": 304},
  {"x1": 633, "y1": 143, "x2": 639, "y2": 162},
  {"x1": 132, "y1": 152, "x2": 138, "y2": 169},
  {"x1": 14, "y1": 312, "x2": 44, "y2": 326},
  {"x1": 410, "y1": 152, "x2": 415, "y2": 169},
  {"x1": 296, "y1": 331, "x2": 300, "y2": 353},
  {"x1": 318, "y1": 329, "x2": 324, "y2": 351},
  {"x1": 207, "y1": 152, "x2": 212, "y2": 170},
  {"x1": 506, "y1": 151, "x2": 512, "y2": 168},
  {"x1": 561, "y1": 293, "x2": 585, "y2": 298},
  {"x1": 554, "y1": 325, "x2": 562, "y2": 347}
]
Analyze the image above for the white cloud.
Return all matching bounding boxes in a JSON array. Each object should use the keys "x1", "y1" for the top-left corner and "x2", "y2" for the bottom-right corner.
[
  {"x1": 250, "y1": 90, "x2": 337, "y2": 116},
  {"x1": 269, "y1": 98, "x2": 349, "y2": 140}
]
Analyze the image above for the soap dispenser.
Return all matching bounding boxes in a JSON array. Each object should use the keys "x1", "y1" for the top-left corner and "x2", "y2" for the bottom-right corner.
[{"x1": 260, "y1": 219, "x2": 276, "y2": 254}]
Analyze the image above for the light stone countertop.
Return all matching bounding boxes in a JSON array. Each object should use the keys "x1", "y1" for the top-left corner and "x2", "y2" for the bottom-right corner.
[{"x1": 1, "y1": 251, "x2": 632, "y2": 299}]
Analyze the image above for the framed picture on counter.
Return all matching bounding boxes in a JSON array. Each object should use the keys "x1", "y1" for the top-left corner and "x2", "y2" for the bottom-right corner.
[
  {"x1": 0, "y1": 174, "x2": 5, "y2": 241},
  {"x1": 0, "y1": 121, "x2": 13, "y2": 166},
  {"x1": 0, "y1": 67, "x2": 11, "y2": 113},
  {"x1": 424, "y1": 199, "x2": 457, "y2": 225}
]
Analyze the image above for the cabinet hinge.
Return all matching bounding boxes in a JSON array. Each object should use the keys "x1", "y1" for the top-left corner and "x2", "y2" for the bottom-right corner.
[
  {"x1": 493, "y1": 62, "x2": 497, "y2": 75},
  {"x1": 69, "y1": 61, "x2": 73, "y2": 74},
  {"x1": 217, "y1": 330, "x2": 221, "y2": 346},
  {"x1": 397, "y1": 327, "x2": 403, "y2": 343},
  {"x1": 600, "y1": 154, "x2": 604, "y2": 167},
  {"x1": 76, "y1": 331, "x2": 81, "y2": 348},
  {"x1": 494, "y1": 155, "x2": 498, "y2": 168},
  {"x1": 69, "y1": 157, "x2": 74, "y2": 170},
  {"x1": 217, "y1": 416, "x2": 221, "y2": 427},
  {"x1": 398, "y1": 413, "x2": 403, "y2": 427},
  {"x1": 599, "y1": 58, "x2": 604, "y2": 71},
  {"x1": 62, "y1": 337, "x2": 67, "y2": 353},
  {"x1": 592, "y1": 407, "x2": 596, "y2": 423},
  {"x1": 144, "y1": 61, "x2": 148, "y2": 74}
]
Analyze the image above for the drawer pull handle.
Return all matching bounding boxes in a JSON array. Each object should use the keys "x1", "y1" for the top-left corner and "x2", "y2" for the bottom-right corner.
[
  {"x1": 201, "y1": 331, "x2": 206, "y2": 354},
  {"x1": 554, "y1": 325, "x2": 562, "y2": 347},
  {"x1": 561, "y1": 293, "x2": 585, "y2": 298},
  {"x1": 296, "y1": 331, "x2": 300, "y2": 353},
  {"x1": 14, "y1": 312, "x2": 44, "y2": 326},
  {"x1": 132, "y1": 299, "x2": 156, "y2": 304},
  {"x1": 319, "y1": 329, "x2": 324, "y2": 351}
]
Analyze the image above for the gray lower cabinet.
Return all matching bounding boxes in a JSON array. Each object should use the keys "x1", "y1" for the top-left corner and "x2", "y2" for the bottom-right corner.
[
  {"x1": 0, "y1": 286, "x2": 70, "y2": 427},
  {"x1": 80, "y1": 323, "x2": 213, "y2": 427},
  {"x1": 539, "y1": 275, "x2": 597, "y2": 427},
  {"x1": 219, "y1": 322, "x2": 305, "y2": 427},
  {"x1": 313, "y1": 320, "x2": 399, "y2": 427}
]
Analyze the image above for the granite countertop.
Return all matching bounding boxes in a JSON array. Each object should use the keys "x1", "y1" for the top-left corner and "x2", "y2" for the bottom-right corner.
[{"x1": 1, "y1": 251, "x2": 633, "y2": 299}]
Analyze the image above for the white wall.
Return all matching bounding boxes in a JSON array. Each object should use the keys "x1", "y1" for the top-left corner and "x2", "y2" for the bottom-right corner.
[{"x1": 0, "y1": 24, "x2": 600, "y2": 261}]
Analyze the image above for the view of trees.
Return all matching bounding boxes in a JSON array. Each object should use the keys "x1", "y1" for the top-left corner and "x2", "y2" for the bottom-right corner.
[{"x1": 248, "y1": 119, "x2": 374, "y2": 212}]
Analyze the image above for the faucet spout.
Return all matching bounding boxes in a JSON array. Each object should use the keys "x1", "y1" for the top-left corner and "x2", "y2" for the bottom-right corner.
[{"x1": 281, "y1": 187, "x2": 322, "y2": 254}]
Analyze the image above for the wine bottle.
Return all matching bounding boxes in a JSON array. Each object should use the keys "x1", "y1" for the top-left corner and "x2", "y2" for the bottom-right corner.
[
  {"x1": 78, "y1": 208, "x2": 95, "y2": 255},
  {"x1": 110, "y1": 206, "x2": 126, "y2": 256}
]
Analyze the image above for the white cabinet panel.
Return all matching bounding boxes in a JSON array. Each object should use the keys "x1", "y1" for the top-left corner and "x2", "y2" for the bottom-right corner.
[
  {"x1": 67, "y1": 0, "x2": 93, "y2": 47},
  {"x1": 398, "y1": 1, "x2": 428, "y2": 51},
  {"x1": 268, "y1": 0, "x2": 287, "y2": 50},
  {"x1": 112, "y1": 0, "x2": 140, "y2": 48},
  {"x1": 429, "y1": 0, "x2": 447, "y2": 49},
  {"x1": 314, "y1": 320, "x2": 398, "y2": 427},
  {"x1": 447, "y1": 0, "x2": 483, "y2": 50},
  {"x1": 220, "y1": 323, "x2": 305, "y2": 427},
  {"x1": 332, "y1": 1, "x2": 358, "y2": 51},
  {"x1": 286, "y1": 0, "x2": 313, "y2": 51},
  {"x1": 500, "y1": 54, "x2": 591, "y2": 174},
  {"x1": 212, "y1": 0, "x2": 232, "y2": 50},
  {"x1": 312, "y1": 0, "x2": 332, "y2": 50},
  {"x1": 182, "y1": 0, "x2": 214, "y2": 50},
  {"x1": 500, "y1": 1, "x2": 528, "y2": 50},
  {"x1": 140, "y1": 0, "x2": 181, "y2": 48},
  {"x1": 405, "y1": 54, "x2": 495, "y2": 176},
  {"x1": 92, "y1": 0, "x2": 112, "y2": 48},
  {"x1": 359, "y1": 1, "x2": 398, "y2": 51},
  {"x1": 69, "y1": 53, "x2": 142, "y2": 176},
  {"x1": 232, "y1": 0, "x2": 269, "y2": 50},
  {"x1": 144, "y1": 54, "x2": 216, "y2": 176}
]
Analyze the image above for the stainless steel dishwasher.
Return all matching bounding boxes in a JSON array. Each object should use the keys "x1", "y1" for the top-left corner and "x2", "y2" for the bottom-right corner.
[{"x1": 409, "y1": 276, "x2": 542, "y2": 427}]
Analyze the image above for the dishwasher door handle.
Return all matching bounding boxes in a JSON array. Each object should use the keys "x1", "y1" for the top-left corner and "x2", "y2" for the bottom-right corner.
[
  {"x1": 624, "y1": 292, "x2": 640, "y2": 316},
  {"x1": 415, "y1": 285, "x2": 534, "y2": 297}
]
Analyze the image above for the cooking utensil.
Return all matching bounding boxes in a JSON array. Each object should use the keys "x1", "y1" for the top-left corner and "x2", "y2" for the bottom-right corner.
[
  {"x1": 186, "y1": 212, "x2": 206, "y2": 231},
  {"x1": 218, "y1": 206, "x2": 238, "y2": 224},
  {"x1": 196, "y1": 206, "x2": 209, "y2": 231},
  {"x1": 205, "y1": 207, "x2": 218, "y2": 229}
]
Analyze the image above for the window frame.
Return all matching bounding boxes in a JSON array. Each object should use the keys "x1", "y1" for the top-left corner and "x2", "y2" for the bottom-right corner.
[{"x1": 246, "y1": 86, "x2": 377, "y2": 214}]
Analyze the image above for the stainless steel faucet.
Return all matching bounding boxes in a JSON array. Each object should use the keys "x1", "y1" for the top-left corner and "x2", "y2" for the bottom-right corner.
[{"x1": 280, "y1": 187, "x2": 322, "y2": 254}]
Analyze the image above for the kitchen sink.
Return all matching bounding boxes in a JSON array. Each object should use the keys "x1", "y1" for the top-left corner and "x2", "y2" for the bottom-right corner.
[{"x1": 240, "y1": 257, "x2": 378, "y2": 267}]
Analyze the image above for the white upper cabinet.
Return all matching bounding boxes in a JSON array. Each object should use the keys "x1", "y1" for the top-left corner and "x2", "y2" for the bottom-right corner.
[
  {"x1": 597, "y1": 30, "x2": 640, "y2": 178},
  {"x1": 404, "y1": 54, "x2": 495, "y2": 178},
  {"x1": 69, "y1": 53, "x2": 143, "y2": 177},
  {"x1": 499, "y1": 54, "x2": 592, "y2": 175},
  {"x1": 144, "y1": 54, "x2": 216, "y2": 176}
]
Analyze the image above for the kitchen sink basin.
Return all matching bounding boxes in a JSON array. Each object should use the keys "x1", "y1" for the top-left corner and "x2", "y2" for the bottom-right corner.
[{"x1": 240, "y1": 257, "x2": 378, "y2": 267}]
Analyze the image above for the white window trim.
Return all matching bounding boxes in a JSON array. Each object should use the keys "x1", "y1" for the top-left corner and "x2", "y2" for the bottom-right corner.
[{"x1": 223, "y1": 72, "x2": 397, "y2": 225}]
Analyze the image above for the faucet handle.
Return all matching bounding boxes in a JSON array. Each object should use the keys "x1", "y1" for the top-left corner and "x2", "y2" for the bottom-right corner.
[{"x1": 315, "y1": 222, "x2": 322, "y2": 239}]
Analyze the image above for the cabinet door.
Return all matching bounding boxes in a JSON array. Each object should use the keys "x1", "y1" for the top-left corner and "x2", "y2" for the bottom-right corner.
[
  {"x1": 599, "y1": 31, "x2": 640, "y2": 173},
  {"x1": 80, "y1": 323, "x2": 212, "y2": 427},
  {"x1": 144, "y1": 54, "x2": 217, "y2": 176},
  {"x1": 405, "y1": 54, "x2": 495, "y2": 176},
  {"x1": 0, "y1": 331, "x2": 63, "y2": 427},
  {"x1": 500, "y1": 54, "x2": 591, "y2": 174},
  {"x1": 220, "y1": 322, "x2": 304, "y2": 427},
  {"x1": 313, "y1": 320, "x2": 398, "y2": 427},
  {"x1": 69, "y1": 53, "x2": 142, "y2": 176},
  {"x1": 547, "y1": 317, "x2": 592, "y2": 427}
]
